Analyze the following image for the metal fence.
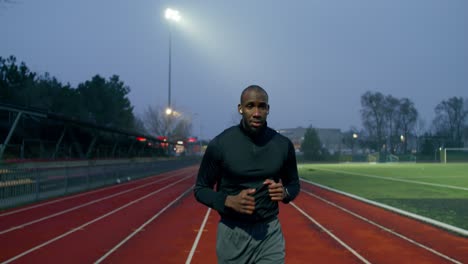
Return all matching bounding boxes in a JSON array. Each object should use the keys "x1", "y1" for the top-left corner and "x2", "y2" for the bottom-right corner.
[{"x1": 0, "y1": 159, "x2": 198, "y2": 210}]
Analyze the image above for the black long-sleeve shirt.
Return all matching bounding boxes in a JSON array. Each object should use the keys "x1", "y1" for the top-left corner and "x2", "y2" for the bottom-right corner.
[{"x1": 194, "y1": 123, "x2": 300, "y2": 223}]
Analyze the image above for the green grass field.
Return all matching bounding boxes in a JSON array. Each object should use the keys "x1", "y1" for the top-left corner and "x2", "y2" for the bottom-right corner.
[{"x1": 299, "y1": 163, "x2": 468, "y2": 230}]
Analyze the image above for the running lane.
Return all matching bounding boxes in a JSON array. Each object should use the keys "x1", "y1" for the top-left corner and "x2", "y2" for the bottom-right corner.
[
  {"x1": 2, "y1": 168, "x2": 467, "y2": 264},
  {"x1": 187, "y1": 182, "x2": 467, "y2": 263},
  {"x1": 189, "y1": 200, "x2": 362, "y2": 263},
  {"x1": 294, "y1": 181, "x2": 468, "y2": 263},
  {"x1": 0, "y1": 168, "x2": 189, "y2": 232},
  {"x1": 99, "y1": 193, "x2": 209, "y2": 263},
  {"x1": 0, "y1": 167, "x2": 197, "y2": 263}
]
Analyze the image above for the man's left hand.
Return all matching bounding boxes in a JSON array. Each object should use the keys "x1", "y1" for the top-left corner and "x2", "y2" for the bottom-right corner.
[{"x1": 264, "y1": 179, "x2": 285, "y2": 201}]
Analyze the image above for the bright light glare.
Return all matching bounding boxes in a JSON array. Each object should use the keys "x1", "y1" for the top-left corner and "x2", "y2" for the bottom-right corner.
[
  {"x1": 165, "y1": 8, "x2": 181, "y2": 22},
  {"x1": 172, "y1": 110, "x2": 181, "y2": 117},
  {"x1": 165, "y1": 108, "x2": 173, "y2": 115}
]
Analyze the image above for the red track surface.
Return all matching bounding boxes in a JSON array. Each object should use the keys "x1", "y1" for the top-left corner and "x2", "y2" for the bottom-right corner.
[{"x1": 0, "y1": 166, "x2": 467, "y2": 264}]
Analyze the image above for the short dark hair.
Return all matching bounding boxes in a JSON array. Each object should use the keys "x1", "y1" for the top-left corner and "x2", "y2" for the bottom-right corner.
[{"x1": 240, "y1": 85, "x2": 269, "y2": 103}]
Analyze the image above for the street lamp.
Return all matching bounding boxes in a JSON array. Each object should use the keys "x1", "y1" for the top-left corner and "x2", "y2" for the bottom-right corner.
[{"x1": 164, "y1": 8, "x2": 181, "y2": 115}]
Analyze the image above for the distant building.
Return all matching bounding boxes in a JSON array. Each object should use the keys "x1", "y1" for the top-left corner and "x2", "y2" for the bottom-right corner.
[{"x1": 277, "y1": 127, "x2": 343, "y2": 154}]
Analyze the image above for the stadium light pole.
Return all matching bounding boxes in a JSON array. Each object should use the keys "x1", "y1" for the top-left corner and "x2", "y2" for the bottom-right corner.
[{"x1": 164, "y1": 8, "x2": 181, "y2": 116}]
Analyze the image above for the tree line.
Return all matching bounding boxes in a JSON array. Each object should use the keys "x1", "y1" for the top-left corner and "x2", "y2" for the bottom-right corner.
[
  {"x1": 301, "y1": 91, "x2": 467, "y2": 161},
  {"x1": 358, "y1": 91, "x2": 467, "y2": 154},
  {"x1": 0, "y1": 55, "x2": 192, "y2": 141},
  {"x1": 2, "y1": 55, "x2": 467, "y2": 160},
  {"x1": 1, "y1": 55, "x2": 135, "y2": 129}
]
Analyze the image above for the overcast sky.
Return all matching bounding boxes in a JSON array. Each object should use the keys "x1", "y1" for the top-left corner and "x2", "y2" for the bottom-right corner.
[{"x1": 2, "y1": 0, "x2": 467, "y2": 139}]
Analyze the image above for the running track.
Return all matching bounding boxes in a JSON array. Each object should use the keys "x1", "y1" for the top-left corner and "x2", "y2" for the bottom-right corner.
[{"x1": 0, "y1": 166, "x2": 467, "y2": 264}]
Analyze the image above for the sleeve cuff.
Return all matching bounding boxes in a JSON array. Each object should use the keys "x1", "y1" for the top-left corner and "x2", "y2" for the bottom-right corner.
[{"x1": 213, "y1": 192, "x2": 228, "y2": 213}]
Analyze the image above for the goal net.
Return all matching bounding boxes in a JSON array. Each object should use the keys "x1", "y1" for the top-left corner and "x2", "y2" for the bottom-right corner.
[
  {"x1": 441, "y1": 148, "x2": 468, "y2": 163},
  {"x1": 386, "y1": 154, "x2": 399, "y2": 163}
]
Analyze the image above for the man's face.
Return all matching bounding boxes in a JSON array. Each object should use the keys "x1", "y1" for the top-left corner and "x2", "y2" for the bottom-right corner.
[{"x1": 238, "y1": 90, "x2": 269, "y2": 134}]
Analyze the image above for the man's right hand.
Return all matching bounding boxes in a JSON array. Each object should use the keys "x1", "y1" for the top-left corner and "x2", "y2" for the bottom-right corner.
[{"x1": 224, "y1": 189, "x2": 256, "y2": 215}]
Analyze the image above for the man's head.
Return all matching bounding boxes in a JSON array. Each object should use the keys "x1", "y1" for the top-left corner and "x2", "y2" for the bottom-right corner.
[{"x1": 238, "y1": 85, "x2": 270, "y2": 134}]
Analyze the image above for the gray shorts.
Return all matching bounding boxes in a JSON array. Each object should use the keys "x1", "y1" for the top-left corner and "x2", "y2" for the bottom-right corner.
[{"x1": 216, "y1": 218, "x2": 285, "y2": 264}]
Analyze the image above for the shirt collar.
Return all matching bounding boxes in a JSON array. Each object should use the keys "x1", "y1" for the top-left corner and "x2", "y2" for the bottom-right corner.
[{"x1": 239, "y1": 119, "x2": 268, "y2": 139}]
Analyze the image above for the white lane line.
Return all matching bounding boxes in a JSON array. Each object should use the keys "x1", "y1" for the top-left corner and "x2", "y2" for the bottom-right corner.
[
  {"x1": 301, "y1": 189, "x2": 463, "y2": 264},
  {"x1": 0, "y1": 175, "x2": 192, "y2": 264},
  {"x1": 314, "y1": 167, "x2": 468, "y2": 191},
  {"x1": 0, "y1": 173, "x2": 184, "y2": 235},
  {"x1": 301, "y1": 179, "x2": 468, "y2": 237},
  {"x1": 290, "y1": 202, "x2": 371, "y2": 264},
  {"x1": 185, "y1": 208, "x2": 211, "y2": 264},
  {"x1": 95, "y1": 186, "x2": 195, "y2": 264},
  {"x1": 0, "y1": 181, "x2": 124, "y2": 217},
  {"x1": 0, "y1": 167, "x2": 192, "y2": 217}
]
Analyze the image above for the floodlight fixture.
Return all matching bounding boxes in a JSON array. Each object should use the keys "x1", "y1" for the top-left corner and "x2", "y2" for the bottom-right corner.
[{"x1": 165, "y1": 8, "x2": 181, "y2": 22}]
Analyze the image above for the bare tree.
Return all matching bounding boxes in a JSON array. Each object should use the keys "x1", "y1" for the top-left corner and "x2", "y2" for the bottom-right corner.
[
  {"x1": 143, "y1": 105, "x2": 192, "y2": 140},
  {"x1": 398, "y1": 98, "x2": 418, "y2": 153},
  {"x1": 361, "y1": 91, "x2": 420, "y2": 154},
  {"x1": 361, "y1": 91, "x2": 387, "y2": 152},
  {"x1": 383, "y1": 95, "x2": 400, "y2": 153},
  {"x1": 143, "y1": 106, "x2": 164, "y2": 136},
  {"x1": 172, "y1": 118, "x2": 192, "y2": 140},
  {"x1": 132, "y1": 115, "x2": 146, "y2": 133},
  {"x1": 433, "y1": 97, "x2": 467, "y2": 146}
]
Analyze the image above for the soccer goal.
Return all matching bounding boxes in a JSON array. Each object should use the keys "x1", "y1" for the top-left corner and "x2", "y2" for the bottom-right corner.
[
  {"x1": 367, "y1": 152, "x2": 379, "y2": 163},
  {"x1": 386, "y1": 154, "x2": 399, "y2": 163},
  {"x1": 441, "y1": 148, "x2": 468, "y2": 163}
]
